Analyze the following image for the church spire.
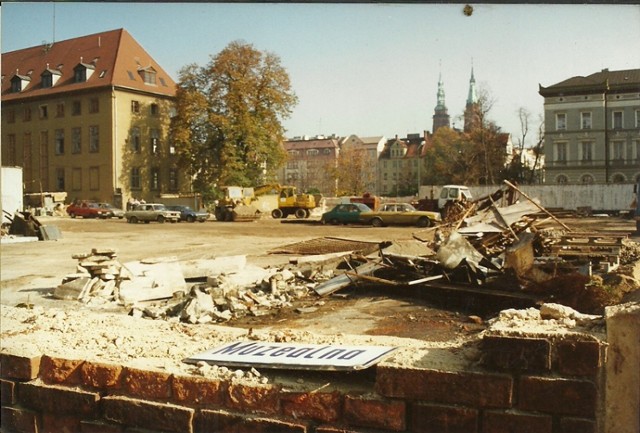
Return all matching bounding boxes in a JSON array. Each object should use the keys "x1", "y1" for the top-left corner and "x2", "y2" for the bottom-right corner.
[
  {"x1": 466, "y1": 66, "x2": 477, "y2": 106},
  {"x1": 432, "y1": 64, "x2": 450, "y2": 134}
]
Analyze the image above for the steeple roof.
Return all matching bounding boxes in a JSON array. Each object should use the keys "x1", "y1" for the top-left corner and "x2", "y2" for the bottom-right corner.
[
  {"x1": 435, "y1": 72, "x2": 447, "y2": 111},
  {"x1": 466, "y1": 67, "x2": 477, "y2": 105}
]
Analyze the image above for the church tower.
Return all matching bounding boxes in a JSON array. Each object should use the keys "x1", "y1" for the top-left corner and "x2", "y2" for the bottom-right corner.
[
  {"x1": 464, "y1": 67, "x2": 481, "y2": 132},
  {"x1": 432, "y1": 73, "x2": 450, "y2": 133}
]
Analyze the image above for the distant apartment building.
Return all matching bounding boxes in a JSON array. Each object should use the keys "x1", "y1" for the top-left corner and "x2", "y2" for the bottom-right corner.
[
  {"x1": 1, "y1": 29, "x2": 182, "y2": 208},
  {"x1": 279, "y1": 136, "x2": 339, "y2": 194},
  {"x1": 339, "y1": 135, "x2": 386, "y2": 195},
  {"x1": 378, "y1": 133, "x2": 425, "y2": 196},
  {"x1": 539, "y1": 68, "x2": 640, "y2": 184}
]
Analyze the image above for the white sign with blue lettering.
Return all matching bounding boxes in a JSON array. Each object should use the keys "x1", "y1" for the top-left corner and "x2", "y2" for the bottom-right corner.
[{"x1": 184, "y1": 341, "x2": 397, "y2": 371}]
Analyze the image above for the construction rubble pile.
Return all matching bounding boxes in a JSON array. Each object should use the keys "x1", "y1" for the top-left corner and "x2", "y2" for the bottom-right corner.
[
  {"x1": 54, "y1": 182, "x2": 640, "y2": 320},
  {"x1": 54, "y1": 249, "x2": 334, "y2": 323}
]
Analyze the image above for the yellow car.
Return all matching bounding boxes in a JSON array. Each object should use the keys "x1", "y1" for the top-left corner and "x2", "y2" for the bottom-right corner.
[{"x1": 360, "y1": 202, "x2": 441, "y2": 227}]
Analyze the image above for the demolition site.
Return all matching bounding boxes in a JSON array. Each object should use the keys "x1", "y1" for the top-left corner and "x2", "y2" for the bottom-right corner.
[{"x1": 1, "y1": 184, "x2": 639, "y2": 433}]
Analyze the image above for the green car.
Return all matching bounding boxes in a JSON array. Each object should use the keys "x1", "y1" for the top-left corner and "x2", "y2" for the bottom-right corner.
[{"x1": 321, "y1": 203, "x2": 372, "y2": 225}]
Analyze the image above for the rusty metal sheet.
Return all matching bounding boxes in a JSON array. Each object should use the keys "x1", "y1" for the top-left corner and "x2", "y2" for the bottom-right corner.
[{"x1": 269, "y1": 237, "x2": 381, "y2": 255}]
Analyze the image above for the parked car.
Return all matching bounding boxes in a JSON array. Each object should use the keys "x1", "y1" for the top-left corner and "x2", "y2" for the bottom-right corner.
[
  {"x1": 66, "y1": 201, "x2": 111, "y2": 219},
  {"x1": 359, "y1": 203, "x2": 441, "y2": 228},
  {"x1": 124, "y1": 203, "x2": 181, "y2": 224},
  {"x1": 97, "y1": 203, "x2": 125, "y2": 219},
  {"x1": 321, "y1": 203, "x2": 372, "y2": 225},
  {"x1": 165, "y1": 205, "x2": 209, "y2": 223}
]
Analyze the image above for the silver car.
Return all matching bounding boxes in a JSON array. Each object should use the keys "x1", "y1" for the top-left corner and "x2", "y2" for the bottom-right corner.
[{"x1": 124, "y1": 203, "x2": 181, "y2": 224}]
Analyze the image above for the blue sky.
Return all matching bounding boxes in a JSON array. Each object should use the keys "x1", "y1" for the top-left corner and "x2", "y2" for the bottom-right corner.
[{"x1": 2, "y1": 3, "x2": 639, "y2": 146}]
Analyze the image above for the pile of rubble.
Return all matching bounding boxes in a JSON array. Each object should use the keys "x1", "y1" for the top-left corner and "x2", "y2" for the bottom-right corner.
[{"x1": 54, "y1": 249, "x2": 333, "y2": 323}]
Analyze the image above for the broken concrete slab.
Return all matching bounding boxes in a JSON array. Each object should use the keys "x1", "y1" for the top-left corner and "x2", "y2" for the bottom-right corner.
[
  {"x1": 53, "y1": 277, "x2": 94, "y2": 300},
  {"x1": 180, "y1": 255, "x2": 247, "y2": 280}
]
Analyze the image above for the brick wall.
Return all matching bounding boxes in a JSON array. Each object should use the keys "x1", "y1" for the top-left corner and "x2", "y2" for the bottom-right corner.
[{"x1": 0, "y1": 331, "x2": 606, "y2": 433}]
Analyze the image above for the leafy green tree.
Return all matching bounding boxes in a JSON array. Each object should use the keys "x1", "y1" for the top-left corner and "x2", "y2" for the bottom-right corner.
[{"x1": 170, "y1": 41, "x2": 298, "y2": 198}]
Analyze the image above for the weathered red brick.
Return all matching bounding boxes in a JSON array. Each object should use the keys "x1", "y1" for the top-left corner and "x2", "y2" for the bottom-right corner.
[
  {"x1": 0, "y1": 353, "x2": 41, "y2": 380},
  {"x1": 518, "y1": 376, "x2": 596, "y2": 418},
  {"x1": 559, "y1": 417, "x2": 596, "y2": 433},
  {"x1": 1, "y1": 406, "x2": 40, "y2": 433},
  {"x1": 483, "y1": 410, "x2": 552, "y2": 433},
  {"x1": 482, "y1": 336, "x2": 551, "y2": 372},
  {"x1": 40, "y1": 355, "x2": 84, "y2": 385},
  {"x1": 42, "y1": 413, "x2": 82, "y2": 433},
  {"x1": 226, "y1": 383, "x2": 281, "y2": 415},
  {"x1": 281, "y1": 391, "x2": 342, "y2": 423},
  {"x1": 172, "y1": 374, "x2": 226, "y2": 406},
  {"x1": 376, "y1": 366, "x2": 513, "y2": 408},
  {"x1": 103, "y1": 395, "x2": 194, "y2": 433},
  {"x1": 81, "y1": 361, "x2": 123, "y2": 390},
  {"x1": 80, "y1": 419, "x2": 125, "y2": 433},
  {"x1": 1, "y1": 378, "x2": 16, "y2": 406},
  {"x1": 198, "y1": 409, "x2": 308, "y2": 433},
  {"x1": 18, "y1": 381, "x2": 99, "y2": 416},
  {"x1": 411, "y1": 403, "x2": 478, "y2": 433},
  {"x1": 343, "y1": 395, "x2": 405, "y2": 431},
  {"x1": 555, "y1": 340, "x2": 603, "y2": 377},
  {"x1": 122, "y1": 366, "x2": 172, "y2": 400}
]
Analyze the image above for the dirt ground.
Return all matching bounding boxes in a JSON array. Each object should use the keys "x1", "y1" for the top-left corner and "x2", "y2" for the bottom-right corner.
[{"x1": 2, "y1": 214, "x2": 638, "y2": 342}]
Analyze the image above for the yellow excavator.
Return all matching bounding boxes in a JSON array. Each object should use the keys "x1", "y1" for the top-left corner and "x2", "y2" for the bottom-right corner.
[{"x1": 214, "y1": 184, "x2": 321, "y2": 221}]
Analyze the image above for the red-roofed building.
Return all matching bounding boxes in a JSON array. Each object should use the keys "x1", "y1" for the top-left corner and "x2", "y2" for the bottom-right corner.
[
  {"x1": 2, "y1": 29, "x2": 182, "y2": 208},
  {"x1": 279, "y1": 136, "x2": 340, "y2": 194}
]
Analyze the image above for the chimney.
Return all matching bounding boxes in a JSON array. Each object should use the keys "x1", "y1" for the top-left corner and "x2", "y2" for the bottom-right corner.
[{"x1": 98, "y1": 36, "x2": 101, "y2": 47}]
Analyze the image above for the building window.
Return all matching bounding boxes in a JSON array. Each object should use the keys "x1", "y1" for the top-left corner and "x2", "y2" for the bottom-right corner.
[
  {"x1": 580, "y1": 112, "x2": 591, "y2": 130},
  {"x1": 56, "y1": 168, "x2": 65, "y2": 190},
  {"x1": 72, "y1": 127, "x2": 82, "y2": 154},
  {"x1": 611, "y1": 173, "x2": 626, "y2": 183},
  {"x1": 612, "y1": 141, "x2": 624, "y2": 160},
  {"x1": 636, "y1": 110, "x2": 640, "y2": 128},
  {"x1": 323, "y1": 148, "x2": 331, "y2": 155},
  {"x1": 306, "y1": 149, "x2": 319, "y2": 156},
  {"x1": 89, "y1": 126, "x2": 99, "y2": 153},
  {"x1": 55, "y1": 129, "x2": 65, "y2": 155},
  {"x1": 7, "y1": 109, "x2": 16, "y2": 123},
  {"x1": 72, "y1": 101, "x2": 81, "y2": 116},
  {"x1": 89, "y1": 98, "x2": 99, "y2": 114},
  {"x1": 42, "y1": 74, "x2": 53, "y2": 88},
  {"x1": 635, "y1": 140, "x2": 640, "y2": 160},
  {"x1": 150, "y1": 103, "x2": 159, "y2": 116},
  {"x1": 23, "y1": 107, "x2": 32, "y2": 121},
  {"x1": 39, "y1": 105, "x2": 48, "y2": 119},
  {"x1": 7, "y1": 134, "x2": 17, "y2": 165},
  {"x1": 150, "y1": 129, "x2": 160, "y2": 154},
  {"x1": 581, "y1": 174, "x2": 594, "y2": 184},
  {"x1": 130, "y1": 167, "x2": 141, "y2": 190},
  {"x1": 130, "y1": 127, "x2": 141, "y2": 152},
  {"x1": 169, "y1": 168, "x2": 178, "y2": 190},
  {"x1": 581, "y1": 141, "x2": 592, "y2": 161},
  {"x1": 72, "y1": 168, "x2": 82, "y2": 191},
  {"x1": 287, "y1": 161, "x2": 298, "y2": 169},
  {"x1": 74, "y1": 67, "x2": 86, "y2": 83},
  {"x1": 23, "y1": 133, "x2": 32, "y2": 182},
  {"x1": 556, "y1": 113, "x2": 566, "y2": 131},
  {"x1": 56, "y1": 103, "x2": 65, "y2": 118},
  {"x1": 169, "y1": 141, "x2": 176, "y2": 155},
  {"x1": 131, "y1": 100, "x2": 140, "y2": 113},
  {"x1": 140, "y1": 69, "x2": 157, "y2": 85},
  {"x1": 556, "y1": 174, "x2": 568, "y2": 184},
  {"x1": 556, "y1": 142, "x2": 567, "y2": 163},
  {"x1": 612, "y1": 111, "x2": 623, "y2": 129},
  {"x1": 89, "y1": 167, "x2": 99, "y2": 190},
  {"x1": 150, "y1": 168, "x2": 160, "y2": 191}
]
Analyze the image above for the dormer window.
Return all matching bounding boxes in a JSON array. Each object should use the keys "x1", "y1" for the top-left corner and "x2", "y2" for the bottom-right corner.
[
  {"x1": 41, "y1": 66, "x2": 62, "y2": 88},
  {"x1": 73, "y1": 60, "x2": 95, "y2": 83},
  {"x1": 138, "y1": 66, "x2": 157, "y2": 85},
  {"x1": 10, "y1": 73, "x2": 31, "y2": 93}
]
